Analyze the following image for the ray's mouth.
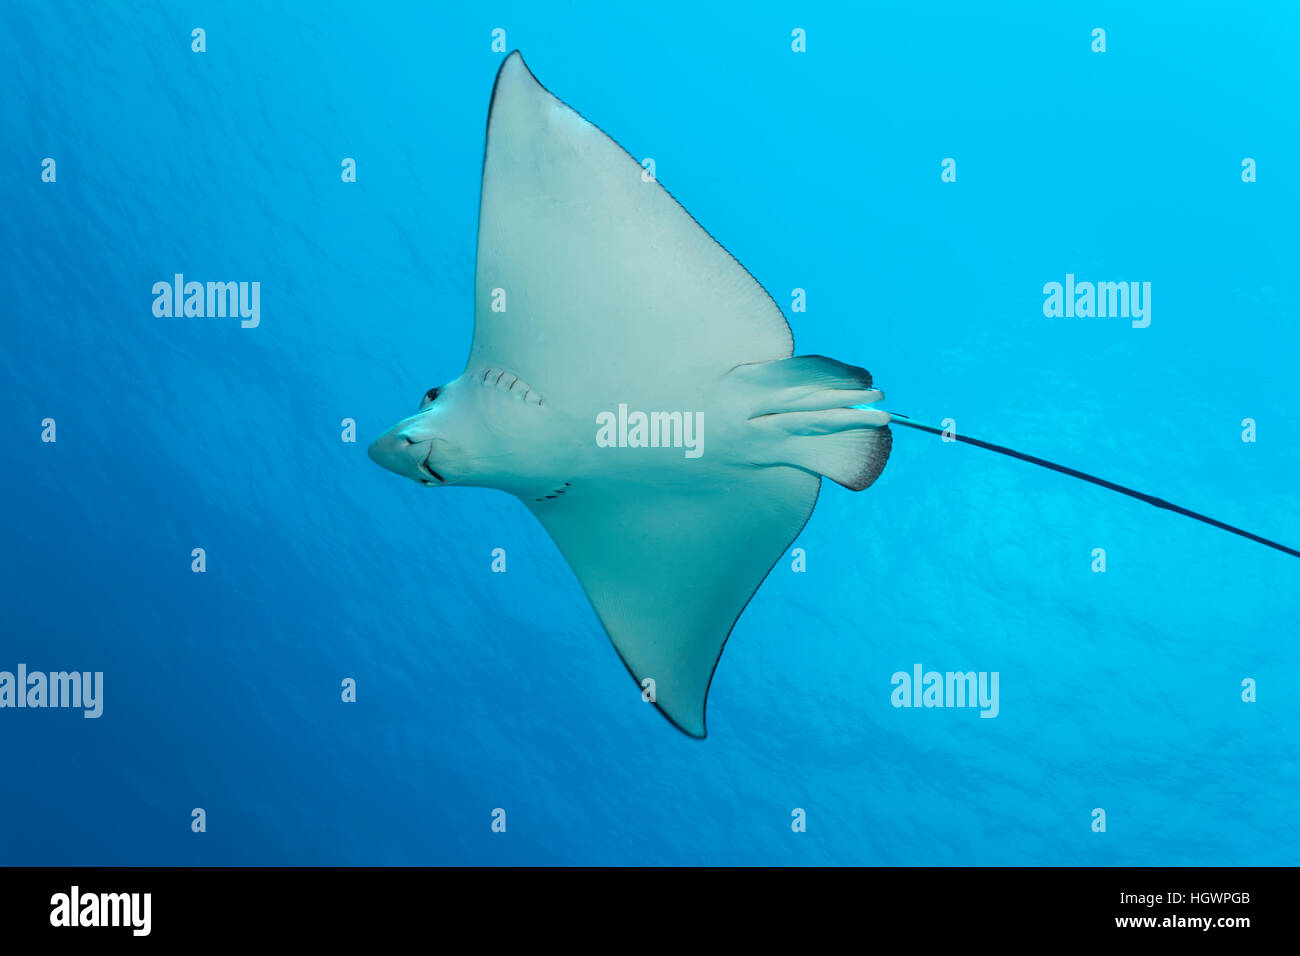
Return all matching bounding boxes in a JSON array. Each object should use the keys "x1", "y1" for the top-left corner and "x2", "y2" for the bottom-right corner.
[{"x1": 418, "y1": 451, "x2": 445, "y2": 485}]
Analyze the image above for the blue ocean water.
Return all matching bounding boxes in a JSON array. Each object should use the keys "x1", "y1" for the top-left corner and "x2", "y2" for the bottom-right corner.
[{"x1": 2, "y1": 0, "x2": 1297, "y2": 866}]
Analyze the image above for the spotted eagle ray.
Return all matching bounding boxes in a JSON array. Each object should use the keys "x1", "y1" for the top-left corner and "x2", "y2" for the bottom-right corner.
[{"x1": 369, "y1": 51, "x2": 1298, "y2": 737}]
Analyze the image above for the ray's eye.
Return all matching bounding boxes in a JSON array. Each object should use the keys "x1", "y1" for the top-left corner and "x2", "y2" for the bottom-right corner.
[{"x1": 419, "y1": 386, "x2": 441, "y2": 410}]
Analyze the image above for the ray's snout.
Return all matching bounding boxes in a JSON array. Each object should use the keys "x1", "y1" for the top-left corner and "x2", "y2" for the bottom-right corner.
[{"x1": 368, "y1": 428, "x2": 444, "y2": 485}]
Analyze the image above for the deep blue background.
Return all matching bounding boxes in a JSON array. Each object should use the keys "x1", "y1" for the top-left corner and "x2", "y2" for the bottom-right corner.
[{"x1": 2, "y1": 1, "x2": 1296, "y2": 864}]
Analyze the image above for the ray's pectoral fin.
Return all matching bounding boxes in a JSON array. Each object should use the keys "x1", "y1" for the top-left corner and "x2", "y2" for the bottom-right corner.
[
  {"x1": 527, "y1": 468, "x2": 820, "y2": 738},
  {"x1": 468, "y1": 51, "x2": 796, "y2": 409}
]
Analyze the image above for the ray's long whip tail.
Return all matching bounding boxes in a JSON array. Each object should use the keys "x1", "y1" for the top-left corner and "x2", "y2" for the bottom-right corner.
[{"x1": 887, "y1": 413, "x2": 1300, "y2": 560}]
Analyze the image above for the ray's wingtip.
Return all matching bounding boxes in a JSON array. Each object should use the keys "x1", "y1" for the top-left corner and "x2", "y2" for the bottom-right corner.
[
  {"x1": 681, "y1": 716, "x2": 708, "y2": 740},
  {"x1": 659, "y1": 704, "x2": 708, "y2": 739},
  {"x1": 493, "y1": 49, "x2": 542, "y2": 89},
  {"x1": 502, "y1": 49, "x2": 530, "y2": 72}
]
